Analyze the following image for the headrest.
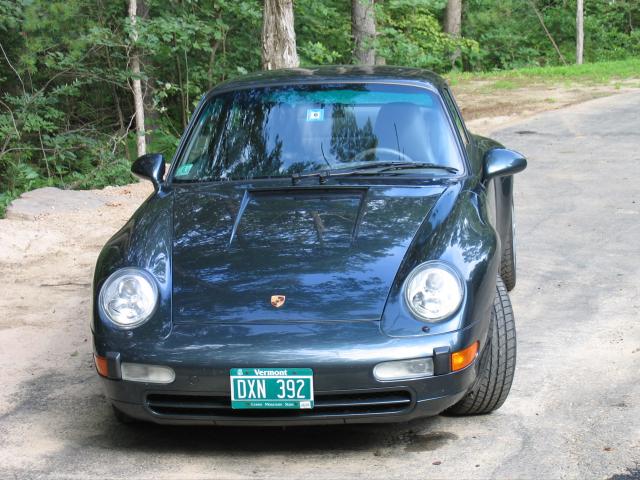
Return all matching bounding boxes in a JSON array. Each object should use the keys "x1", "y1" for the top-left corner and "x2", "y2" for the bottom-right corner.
[{"x1": 373, "y1": 103, "x2": 433, "y2": 162}]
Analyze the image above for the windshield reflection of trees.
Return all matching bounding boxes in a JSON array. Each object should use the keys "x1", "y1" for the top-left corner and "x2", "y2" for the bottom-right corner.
[
  {"x1": 193, "y1": 89, "x2": 385, "y2": 181},
  {"x1": 330, "y1": 104, "x2": 377, "y2": 163}
]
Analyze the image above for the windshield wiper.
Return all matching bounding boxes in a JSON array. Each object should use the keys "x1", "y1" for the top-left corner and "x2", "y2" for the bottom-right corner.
[
  {"x1": 291, "y1": 161, "x2": 458, "y2": 185},
  {"x1": 373, "y1": 162, "x2": 459, "y2": 174}
]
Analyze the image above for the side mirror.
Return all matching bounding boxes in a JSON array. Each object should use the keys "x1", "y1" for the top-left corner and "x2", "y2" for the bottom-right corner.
[
  {"x1": 483, "y1": 148, "x2": 527, "y2": 182},
  {"x1": 131, "y1": 153, "x2": 166, "y2": 192}
]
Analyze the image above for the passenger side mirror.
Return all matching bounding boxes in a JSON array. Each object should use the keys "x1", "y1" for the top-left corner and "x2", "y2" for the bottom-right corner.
[
  {"x1": 131, "y1": 153, "x2": 166, "y2": 192},
  {"x1": 483, "y1": 148, "x2": 527, "y2": 182}
]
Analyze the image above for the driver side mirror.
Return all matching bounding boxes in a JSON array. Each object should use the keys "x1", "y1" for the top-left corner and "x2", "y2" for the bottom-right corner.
[
  {"x1": 483, "y1": 148, "x2": 527, "y2": 182},
  {"x1": 131, "y1": 153, "x2": 166, "y2": 192}
]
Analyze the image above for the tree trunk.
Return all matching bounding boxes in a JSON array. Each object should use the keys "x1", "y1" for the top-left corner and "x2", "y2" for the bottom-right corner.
[
  {"x1": 444, "y1": 0, "x2": 462, "y2": 36},
  {"x1": 262, "y1": 0, "x2": 299, "y2": 70},
  {"x1": 128, "y1": 0, "x2": 146, "y2": 157},
  {"x1": 137, "y1": 0, "x2": 157, "y2": 147},
  {"x1": 576, "y1": 0, "x2": 584, "y2": 64},
  {"x1": 444, "y1": 0, "x2": 463, "y2": 66},
  {"x1": 105, "y1": 48, "x2": 125, "y2": 133},
  {"x1": 208, "y1": 36, "x2": 222, "y2": 89},
  {"x1": 351, "y1": 0, "x2": 376, "y2": 65}
]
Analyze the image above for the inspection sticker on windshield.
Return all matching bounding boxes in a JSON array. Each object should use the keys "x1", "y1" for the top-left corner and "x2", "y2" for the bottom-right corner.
[
  {"x1": 175, "y1": 163, "x2": 193, "y2": 176},
  {"x1": 230, "y1": 368, "x2": 314, "y2": 409},
  {"x1": 306, "y1": 108, "x2": 324, "y2": 122}
]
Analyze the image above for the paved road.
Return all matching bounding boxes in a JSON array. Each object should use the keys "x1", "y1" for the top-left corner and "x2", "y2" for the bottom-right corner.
[{"x1": 1, "y1": 92, "x2": 639, "y2": 479}]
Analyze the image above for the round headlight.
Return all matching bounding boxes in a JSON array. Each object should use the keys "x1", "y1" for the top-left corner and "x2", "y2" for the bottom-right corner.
[
  {"x1": 99, "y1": 268, "x2": 158, "y2": 329},
  {"x1": 403, "y1": 262, "x2": 463, "y2": 322}
]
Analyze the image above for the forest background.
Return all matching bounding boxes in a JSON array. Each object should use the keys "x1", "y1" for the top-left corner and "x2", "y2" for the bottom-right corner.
[{"x1": 0, "y1": 0, "x2": 638, "y2": 216}]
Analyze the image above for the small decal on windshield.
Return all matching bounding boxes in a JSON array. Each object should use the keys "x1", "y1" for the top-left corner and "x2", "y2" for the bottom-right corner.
[
  {"x1": 306, "y1": 108, "x2": 324, "y2": 122},
  {"x1": 176, "y1": 163, "x2": 193, "y2": 176}
]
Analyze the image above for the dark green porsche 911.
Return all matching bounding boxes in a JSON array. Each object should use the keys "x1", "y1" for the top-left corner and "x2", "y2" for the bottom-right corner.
[{"x1": 92, "y1": 66, "x2": 526, "y2": 425}]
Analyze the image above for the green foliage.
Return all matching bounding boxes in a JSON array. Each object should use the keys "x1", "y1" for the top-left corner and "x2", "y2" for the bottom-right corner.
[
  {"x1": 296, "y1": 0, "x2": 351, "y2": 65},
  {"x1": 377, "y1": 0, "x2": 478, "y2": 72},
  {"x1": 462, "y1": 0, "x2": 640, "y2": 70},
  {"x1": 583, "y1": 0, "x2": 640, "y2": 61},
  {"x1": 0, "y1": 0, "x2": 263, "y2": 216},
  {"x1": 0, "y1": 0, "x2": 638, "y2": 218}
]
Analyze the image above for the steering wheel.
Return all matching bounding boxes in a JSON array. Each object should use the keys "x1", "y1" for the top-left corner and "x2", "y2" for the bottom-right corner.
[{"x1": 352, "y1": 147, "x2": 414, "y2": 164}]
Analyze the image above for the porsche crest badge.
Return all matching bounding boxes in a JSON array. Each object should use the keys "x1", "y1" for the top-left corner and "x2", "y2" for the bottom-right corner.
[{"x1": 270, "y1": 295, "x2": 286, "y2": 308}]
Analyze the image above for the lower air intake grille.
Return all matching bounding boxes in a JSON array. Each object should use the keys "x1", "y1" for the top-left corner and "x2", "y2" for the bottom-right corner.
[{"x1": 146, "y1": 390, "x2": 412, "y2": 418}]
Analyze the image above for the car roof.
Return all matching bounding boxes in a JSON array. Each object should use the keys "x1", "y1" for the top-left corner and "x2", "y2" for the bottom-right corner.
[{"x1": 208, "y1": 65, "x2": 448, "y2": 96}]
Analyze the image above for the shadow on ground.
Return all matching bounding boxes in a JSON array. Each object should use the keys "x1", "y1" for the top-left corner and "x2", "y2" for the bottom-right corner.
[
  {"x1": 88, "y1": 420, "x2": 456, "y2": 456},
  {"x1": 4, "y1": 368, "x2": 458, "y2": 459}
]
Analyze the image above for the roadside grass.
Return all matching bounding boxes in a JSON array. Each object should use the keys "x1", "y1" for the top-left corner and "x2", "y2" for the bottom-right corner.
[
  {"x1": 0, "y1": 194, "x2": 10, "y2": 218},
  {"x1": 448, "y1": 58, "x2": 640, "y2": 90}
]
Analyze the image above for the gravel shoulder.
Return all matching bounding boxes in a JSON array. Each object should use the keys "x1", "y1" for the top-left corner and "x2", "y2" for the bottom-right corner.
[{"x1": 1, "y1": 88, "x2": 639, "y2": 479}]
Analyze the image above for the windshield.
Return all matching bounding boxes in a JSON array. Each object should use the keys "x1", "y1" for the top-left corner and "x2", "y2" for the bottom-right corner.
[{"x1": 172, "y1": 83, "x2": 463, "y2": 182}]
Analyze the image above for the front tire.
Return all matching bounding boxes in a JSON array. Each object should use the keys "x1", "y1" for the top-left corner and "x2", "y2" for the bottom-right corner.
[
  {"x1": 447, "y1": 277, "x2": 516, "y2": 415},
  {"x1": 500, "y1": 199, "x2": 517, "y2": 291}
]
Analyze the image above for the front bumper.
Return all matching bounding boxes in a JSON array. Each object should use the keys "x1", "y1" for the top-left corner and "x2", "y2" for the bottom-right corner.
[
  {"x1": 96, "y1": 320, "x2": 489, "y2": 426},
  {"x1": 105, "y1": 366, "x2": 475, "y2": 426}
]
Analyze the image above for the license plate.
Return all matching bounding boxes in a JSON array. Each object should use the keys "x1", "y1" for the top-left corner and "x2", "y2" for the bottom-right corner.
[{"x1": 230, "y1": 368, "x2": 314, "y2": 409}]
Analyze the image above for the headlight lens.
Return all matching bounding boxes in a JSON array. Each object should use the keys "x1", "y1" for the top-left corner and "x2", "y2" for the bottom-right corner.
[
  {"x1": 99, "y1": 268, "x2": 158, "y2": 328},
  {"x1": 403, "y1": 262, "x2": 463, "y2": 322}
]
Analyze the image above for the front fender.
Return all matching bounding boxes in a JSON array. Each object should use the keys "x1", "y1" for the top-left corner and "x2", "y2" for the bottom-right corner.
[
  {"x1": 381, "y1": 186, "x2": 499, "y2": 338},
  {"x1": 91, "y1": 192, "x2": 174, "y2": 351}
]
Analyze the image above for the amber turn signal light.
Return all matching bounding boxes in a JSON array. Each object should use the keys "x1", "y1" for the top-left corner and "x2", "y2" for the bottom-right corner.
[
  {"x1": 451, "y1": 341, "x2": 479, "y2": 371},
  {"x1": 94, "y1": 354, "x2": 109, "y2": 377}
]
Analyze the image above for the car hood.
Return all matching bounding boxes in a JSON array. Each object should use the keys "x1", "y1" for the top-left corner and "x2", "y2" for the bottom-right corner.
[{"x1": 171, "y1": 181, "x2": 446, "y2": 324}]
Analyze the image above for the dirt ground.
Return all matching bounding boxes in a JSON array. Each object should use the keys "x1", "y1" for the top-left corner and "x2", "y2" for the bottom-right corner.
[
  {"x1": 456, "y1": 80, "x2": 640, "y2": 135},
  {"x1": 0, "y1": 183, "x2": 152, "y2": 411},
  {"x1": 1, "y1": 85, "x2": 639, "y2": 479}
]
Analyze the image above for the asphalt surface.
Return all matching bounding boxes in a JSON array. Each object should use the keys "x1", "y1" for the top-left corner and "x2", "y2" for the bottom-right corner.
[{"x1": 1, "y1": 92, "x2": 639, "y2": 479}]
